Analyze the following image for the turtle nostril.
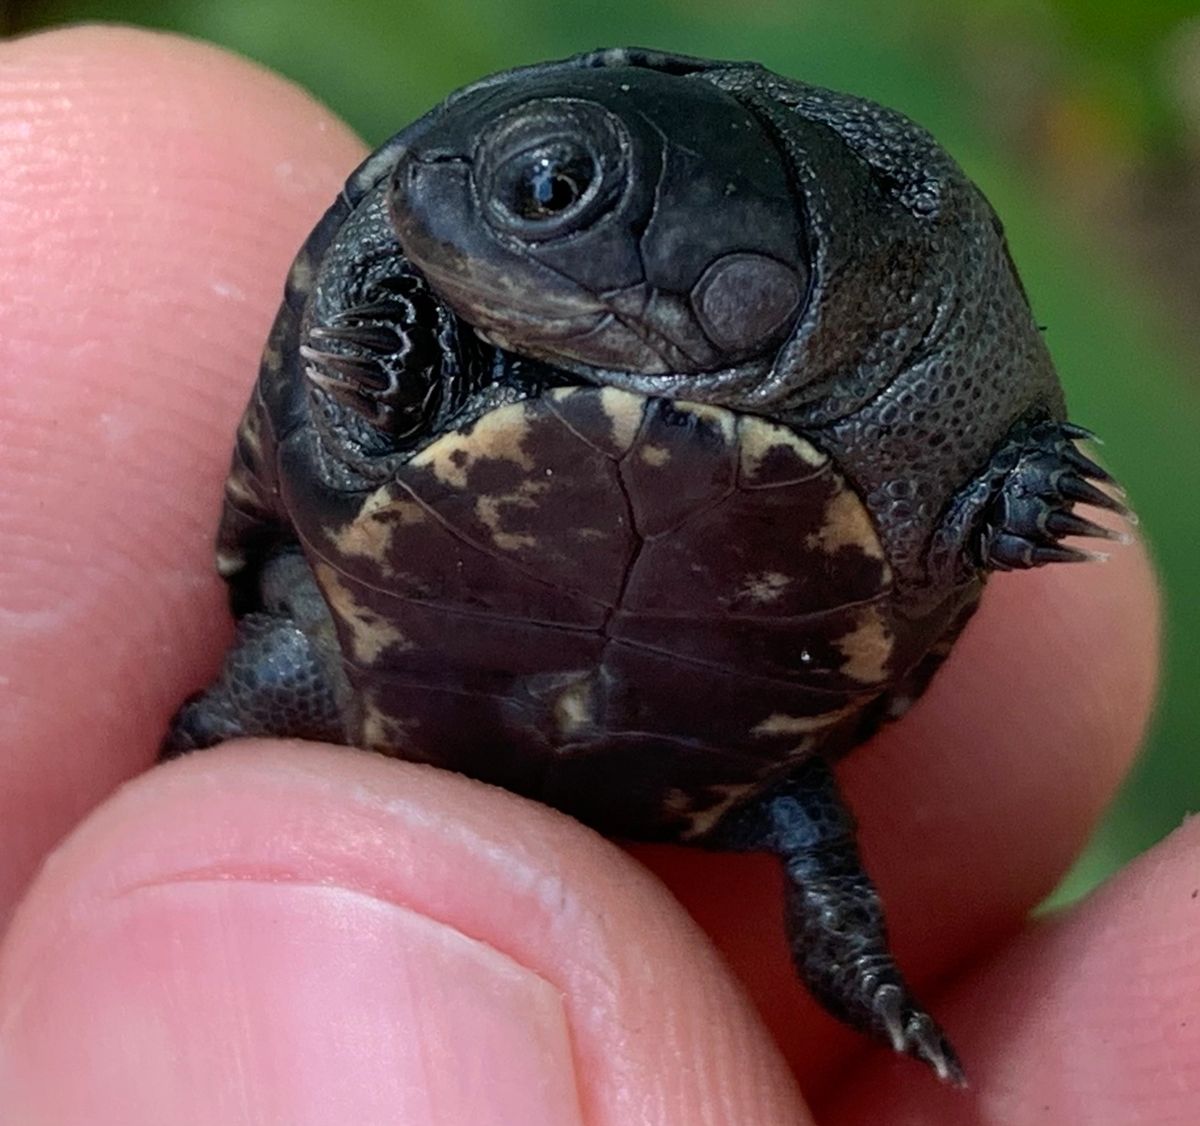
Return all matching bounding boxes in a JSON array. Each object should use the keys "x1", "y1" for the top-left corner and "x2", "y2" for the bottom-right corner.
[{"x1": 415, "y1": 149, "x2": 468, "y2": 165}]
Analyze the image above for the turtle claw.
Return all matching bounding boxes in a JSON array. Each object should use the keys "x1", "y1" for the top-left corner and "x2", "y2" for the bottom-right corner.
[
  {"x1": 703, "y1": 760, "x2": 967, "y2": 1086},
  {"x1": 874, "y1": 984, "x2": 967, "y2": 1087},
  {"x1": 982, "y1": 420, "x2": 1134, "y2": 572},
  {"x1": 301, "y1": 344, "x2": 392, "y2": 392},
  {"x1": 300, "y1": 278, "x2": 447, "y2": 433},
  {"x1": 1044, "y1": 509, "x2": 1130, "y2": 543},
  {"x1": 310, "y1": 321, "x2": 405, "y2": 354},
  {"x1": 1059, "y1": 421, "x2": 1102, "y2": 444},
  {"x1": 1061, "y1": 443, "x2": 1115, "y2": 485},
  {"x1": 1057, "y1": 471, "x2": 1129, "y2": 516}
]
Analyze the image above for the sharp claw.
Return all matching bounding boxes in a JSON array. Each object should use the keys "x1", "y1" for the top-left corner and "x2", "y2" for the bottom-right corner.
[
  {"x1": 874, "y1": 984, "x2": 907, "y2": 1052},
  {"x1": 1045, "y1": 510, "x2": 1130, "y2": 542},
  {"x1": 310, "y1": 323, "x2": 401, "y2": 353},
  {"x1": 981, "y1": 422, "x2": 1135, "y2": 573},
  {"x1": 303, "y1": 363, "x2": 365, "y2": 407},
  {"x1": 1062, "y1": 444, "x2": 1115, "y2": 484},
  {"x1": 337, "y1": 299, "x2": 411, "y2": 322},
  {"x1": 1057, "y1": 473, "x2": 1131, "y2": 516},
  {"x1": 1031, "y1": 543, "x2": 1108, "y2": 565},
  {"x1": 872, "y1": 987, "x2": 967, "y2": 1086},
  {"x1": 1059, "y1": 421, "x2": 1102, "y2": 444},
  {"x1": 299, "y1": 344, "x2": 390, "y2": 391},
  {"x1": 911, "y1": 1021, "x2": 967, "y2": 1087}
]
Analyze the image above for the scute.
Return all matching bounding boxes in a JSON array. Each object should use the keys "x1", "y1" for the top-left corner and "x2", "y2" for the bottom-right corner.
[{"x1": 303, "y1": 388, "x2": 896, "y2": 832}]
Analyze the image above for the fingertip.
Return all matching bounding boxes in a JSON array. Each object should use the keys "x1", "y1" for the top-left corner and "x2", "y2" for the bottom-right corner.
[
  {"x1": 0, "y1": 744, "x2": 810, "y2": 1125},
  {"x1": 0, "y1": 25, "x2": 365, "y2": 916}
]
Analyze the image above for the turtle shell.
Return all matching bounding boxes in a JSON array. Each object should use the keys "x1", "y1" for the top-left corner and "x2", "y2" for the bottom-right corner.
[{"x1": 279, "y1": 386, "x2": 961, "y2": 838}]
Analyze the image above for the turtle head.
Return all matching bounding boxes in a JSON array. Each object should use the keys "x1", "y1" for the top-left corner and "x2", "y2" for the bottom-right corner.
[{"x1": 386, "y1": 66, "x2": 809, "y2": 377}]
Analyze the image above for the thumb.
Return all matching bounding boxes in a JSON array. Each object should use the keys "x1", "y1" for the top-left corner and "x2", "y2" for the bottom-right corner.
[{"x1": 0, "y1": 744, "x2": 809, "y2": 1125}]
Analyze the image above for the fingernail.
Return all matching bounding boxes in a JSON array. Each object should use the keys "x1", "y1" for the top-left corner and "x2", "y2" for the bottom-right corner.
[{"x1": 0, "y1": 880, "x2": 583, "y2": 1126}]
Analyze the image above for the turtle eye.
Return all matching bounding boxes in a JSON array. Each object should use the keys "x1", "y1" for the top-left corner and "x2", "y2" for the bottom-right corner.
[
  {"x1": 502, "y1": 143, "x2": 595, "y2": 221},
  {"x1": 476, "y1": 99, "x2": 628, "y2": 240}
]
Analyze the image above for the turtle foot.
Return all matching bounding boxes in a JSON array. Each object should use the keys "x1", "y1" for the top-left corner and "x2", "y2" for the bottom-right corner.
[
  {"x1": 871, "y1": 982, "x2": 965, "y2": 1086},
  {"x1": 983, "y1": 420, "x2": 1133, "y2": 570},
  {"x1": 301, "y1": 275, "x2": 446, "y2": 433},
  {"x1": 703, "y1": 758, "x2": 966, "y2": 1086}
]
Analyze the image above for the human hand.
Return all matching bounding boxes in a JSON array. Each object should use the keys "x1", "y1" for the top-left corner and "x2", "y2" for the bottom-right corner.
[{"x1": 0, "y1": 27, "x2": 1184, "y2": 1125}]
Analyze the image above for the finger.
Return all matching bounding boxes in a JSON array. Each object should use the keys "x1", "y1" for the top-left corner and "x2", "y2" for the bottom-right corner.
[
  {"x1": 0, "y1": 26, "x2": 365, "y2": 920},
  {"x1": 822, "y1": 814, "x2": 1200, "y2": 1123},
  {"x1": 0, "y1": 743, "x2": 810, "y2": 1126},
  {"x1": 633, "y1": 533, "x2": 1159, "y2": 1087}
]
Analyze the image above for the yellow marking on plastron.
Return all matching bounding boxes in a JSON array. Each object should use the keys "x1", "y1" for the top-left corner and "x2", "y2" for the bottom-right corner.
[
  {"x1": 807, "y1": 488, "x2": 886, "y2": 562},
  {"x1": 554, "y1": 677, "x2": 593, "y2": 736},
  {"x1": 598, "y1": 387, "x2": 646, "y2": 454},
  {"x1": 287, "y1": 251, "x2": 316, "y2": 298},
  {"x1": 663, "y1": 788, "x2": 693, "y2": 817},
  {"x1": 260, "y1": 335, "x2": 283, "y2": 373},
  {"x1": 783, "y1": 735, "x2": 818, "y2": 761},
  {"x1": 737, "y1": 416, "x2": 826, "y2": 481},
  {"x1": 474, "y1": 479, "x2": 550, "y2": 552},
  {"x1": 359, "y1": 698, "x2": 430, "y2": 759},
  {"x1": 410, "y1": 402, "x2": 534, "y2": 488},
  {"x1": 326, "y1": 487, "x2": 426, "y2": 566},
  {"x1": 679, "y1": 783, "x2": 756, "y2": 839},
  {"x1": 640, "y1": 444, "x2": 671, "y2": 467},
  {"x1": 836, "y1": 604, "x2": 893, "y2": 684},
  {"x1": 223, "y1": 471, "x2": 260, "y2": 508},
  {"x1": 739, "y1": 570, "x2": 792, "y2": 605},
  {"x1": 236, "y1": 413, "x2": 264, "y2": 460},
  {"x1": 216, "y1": 548, "x2": 245, "y2": 578},
  {"x1": 751, "y1": 701, "x2": 859, "y2": 737},
  {"x1": 314, "y1": 561, "x2": 413, "y2": 664},
  {"x1": 674, "y1": 400, "x2": 737, "y2": 445}
]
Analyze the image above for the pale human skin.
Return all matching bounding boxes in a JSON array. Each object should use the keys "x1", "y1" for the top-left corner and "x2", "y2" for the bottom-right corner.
[{"x1": 0, "y1": 25, "x2": 1191, "y2": 1125}]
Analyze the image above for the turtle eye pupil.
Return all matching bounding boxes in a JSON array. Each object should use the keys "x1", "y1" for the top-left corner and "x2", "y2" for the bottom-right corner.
[
  {"x1": 523, "y1": 159, "x2": 581, "y2": 216},
  {"x1": 503, "y1": 146, "x2": 595, "y2": 222}
]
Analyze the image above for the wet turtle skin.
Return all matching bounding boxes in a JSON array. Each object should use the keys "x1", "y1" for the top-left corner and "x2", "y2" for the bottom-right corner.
[{"x1": 166, "y1": 48, "x2": 1130, "y2": 1084}]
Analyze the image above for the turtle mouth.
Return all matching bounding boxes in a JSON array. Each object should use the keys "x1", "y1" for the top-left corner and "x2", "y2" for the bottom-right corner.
[{"x1": 414, "y1": 254, "x2": 722, "y2": 376}]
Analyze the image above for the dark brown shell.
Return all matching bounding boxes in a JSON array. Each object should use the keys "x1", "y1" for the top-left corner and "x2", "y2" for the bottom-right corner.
[{"x1": 275, "y1": 387, "x2": 955, "y2": 838}]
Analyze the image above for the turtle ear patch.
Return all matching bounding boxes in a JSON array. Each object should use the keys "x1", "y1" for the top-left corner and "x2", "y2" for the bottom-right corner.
[{"x1": 691, "y1": 252, "x2": 804, "y2": 354}]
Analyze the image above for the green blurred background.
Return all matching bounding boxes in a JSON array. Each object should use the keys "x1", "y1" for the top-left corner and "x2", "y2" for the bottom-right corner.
[{"x1": 7, "y1": 0, "x2": 1198, "y2": 902}]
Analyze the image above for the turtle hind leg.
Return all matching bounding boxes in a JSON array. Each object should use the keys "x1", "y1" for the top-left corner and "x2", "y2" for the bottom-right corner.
[
  {"x1": 982, "y1": 419, "x2": 1133, "y2": 571},
  {"x1": 163, "y1": 612, "x2": 347, "y2": 756},
  {"x1": 162, "y1": 550, "x2": 350, "y2": 758},
  {"x1": 705, "y1": 758, "x2": 965, "y2": 1086}
]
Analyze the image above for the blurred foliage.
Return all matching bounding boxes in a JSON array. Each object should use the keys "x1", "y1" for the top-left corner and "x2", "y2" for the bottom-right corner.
[
  {"x1": 1051, "y1": 0, "x2": 1199, "y2": 149},
  {"x1": 8, "y1": 0, "x2": 1200, "y2": 902}
]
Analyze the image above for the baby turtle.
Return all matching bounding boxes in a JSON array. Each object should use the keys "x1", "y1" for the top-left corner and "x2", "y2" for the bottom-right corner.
[{"x1": 166, "y1": 48, "x2": 1130, "y2": 1083}]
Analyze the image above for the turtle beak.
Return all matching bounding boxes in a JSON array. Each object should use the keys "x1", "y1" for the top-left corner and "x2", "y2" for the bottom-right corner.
[{"x1": 388, "y1": 148, "x2": 474, "y2": 263}]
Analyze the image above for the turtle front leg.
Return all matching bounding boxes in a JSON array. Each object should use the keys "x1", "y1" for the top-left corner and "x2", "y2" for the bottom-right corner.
[
  {"x1": 980, "y1": 420, "x2": 1133, "y2": 570},
  {"x1": 705, "y1": 757, "x2": 964, "y2": 1085},
  {"x1": 163, "y1": 550, "x2": 350, "y2": 757},
  {"x1": 932, "y1": 417, "x2": 1132, "y2": 581}
]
